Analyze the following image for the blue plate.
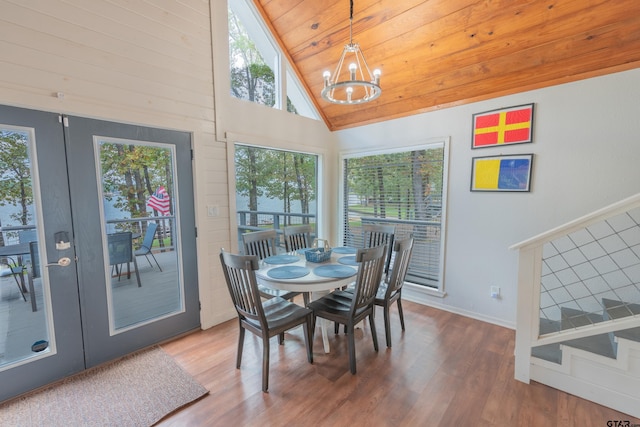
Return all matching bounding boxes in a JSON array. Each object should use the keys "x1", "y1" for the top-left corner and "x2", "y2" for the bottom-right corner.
[
  {"x1": 264, "y1": 254, "x2": 299, "y2": 265},
  {"x1": 314, "y1": 265, "x2": 357, "y2": 279},
  {"x1": 267, "y1": 266, "x2": 310, "y2": 279},
  {"x1": 333, "y1": 246, "x2": 357, "y2": 254},
  {"x1": 338, "y1": 255, "x2": 358, "y2": 266}
]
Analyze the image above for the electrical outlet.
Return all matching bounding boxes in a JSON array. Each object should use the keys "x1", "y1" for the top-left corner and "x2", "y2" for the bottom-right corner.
[{"x1": 490, "y1": 286, "x2": 500, "y2": 299}]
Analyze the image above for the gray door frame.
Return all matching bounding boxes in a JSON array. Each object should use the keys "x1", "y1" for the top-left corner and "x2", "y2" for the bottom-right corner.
[{"x1": 64, "y1": 115, "x2": 200, "y2": 368}]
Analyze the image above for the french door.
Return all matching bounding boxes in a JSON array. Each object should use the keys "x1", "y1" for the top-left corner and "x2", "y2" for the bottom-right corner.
[{"x1": 0, "y1": 105, "x2": 199, "y2": 402}]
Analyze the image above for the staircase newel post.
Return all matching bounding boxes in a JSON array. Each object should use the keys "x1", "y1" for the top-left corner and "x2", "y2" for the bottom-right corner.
[{"x1": 514, "y1": 245, "x2": 542, "y2": 383}]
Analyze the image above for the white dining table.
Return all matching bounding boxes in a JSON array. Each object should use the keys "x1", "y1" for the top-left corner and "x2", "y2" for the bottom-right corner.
[{"x1": 255, "y1": 247, "x2": 359, "y2": 353}]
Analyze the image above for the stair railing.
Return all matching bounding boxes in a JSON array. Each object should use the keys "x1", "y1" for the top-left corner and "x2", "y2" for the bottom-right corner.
[{"x1": 511, "y1": 192, "x2": 640, "y2": 383}]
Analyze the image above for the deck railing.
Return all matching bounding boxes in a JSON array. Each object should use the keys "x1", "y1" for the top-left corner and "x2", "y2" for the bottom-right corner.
[
  {"x1": 0, "y1": 217, "x2": 173, "y2": 251},
  {"x1": 236, "y1": 210, "x2": 443, "y2": 288},
  {"x1": 236, "y1": 210, "x2": 316, "y2": 249}
]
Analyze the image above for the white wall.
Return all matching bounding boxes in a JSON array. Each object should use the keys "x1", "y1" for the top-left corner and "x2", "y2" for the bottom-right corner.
[
  {"x1": 0, "y1": 0, "x2": 225, "y2": 327},
  {"x1": 334, "y1": 68, "x2": 640, "y2": 327}
]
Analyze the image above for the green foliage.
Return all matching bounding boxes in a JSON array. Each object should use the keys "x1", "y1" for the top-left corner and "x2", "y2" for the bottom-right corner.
[
  {"x1": 228, "y1": 7, "x2": 276, "y2": 106},
  {"x1": 0, "y1": 130, "x2": 33, "y2": 225},
  {"x1": 346, "y1": 148, "x2": 444, "y2": 220},
  {"x1": 235, "y1": 146, "x2": 317, "y2": 225},
  {"x1": 99, "y1": 142, "x2": 172, "y2": 219}
]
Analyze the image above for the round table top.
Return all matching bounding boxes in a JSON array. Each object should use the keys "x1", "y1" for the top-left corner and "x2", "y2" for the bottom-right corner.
[{"x1": 255, "y1": 249, "x2": 358, "y2": 292}]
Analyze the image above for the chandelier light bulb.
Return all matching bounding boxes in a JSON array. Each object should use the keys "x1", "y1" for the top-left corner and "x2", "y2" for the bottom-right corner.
[
  {"x1": 349, "y1": 63, "x2": 357, "y2": 80},
  {"x1": 373, "y1": 69, "x2": 381, "y2": 85},
  {"x1": 323, "y1": 70, "x2": 331, "y2": 87}
]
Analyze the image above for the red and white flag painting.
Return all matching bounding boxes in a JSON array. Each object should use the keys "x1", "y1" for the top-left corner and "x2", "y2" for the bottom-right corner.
[
  {"x1": 472, "y1": 104, "x2": 534, "y2": 148},
  {"x1": 147, "y1": 186, "x2": 171, "y2": 216}
]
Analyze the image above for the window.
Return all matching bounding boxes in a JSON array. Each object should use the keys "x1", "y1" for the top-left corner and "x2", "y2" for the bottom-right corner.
[
  {"x1": 341, "y1": 140, "x2": 448, "y2": 290},
  {"x1": 235, "y1": 144, "x2": 318, "y2": 250},
  {"x1": 228, "y1": 1, "x2": 319, "y2": 120}
]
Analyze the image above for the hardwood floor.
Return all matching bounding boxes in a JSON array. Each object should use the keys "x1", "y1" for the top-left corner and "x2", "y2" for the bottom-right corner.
[{"x1": 158, "y1": 300, "x2": 639, "y2": 427}]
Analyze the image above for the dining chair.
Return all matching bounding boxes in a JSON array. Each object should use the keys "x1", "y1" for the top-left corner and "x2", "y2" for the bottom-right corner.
[
  {"x1": 219, "y1": 249, "x2": 313, "y2": 392},
  {"x1": 283, "y1": 224, "x2": 314, "y2": 252},
  {"x1": 308, "y1": 244, "x2": 387, "y2": 374},
  {"x1": 337, "y1": 237, "x2": 415, "y2": 347},
  {"x1": 134, "y1": 222, "x2": 162, "y2": 271},
  {"x1": 1, "y1": 255, "x2": 27, "y2": 302},
  {"x1": 363, "y1": 223, "x2": 396, "y2": 275},
  {"x1": 283, "y1": 224, "x2": 314, "y2": 305},
  {"x1": 242, "y1": 229, "x2": 306, "y2": 304},
  {"x1": 375, "y1": 237, "x2": 414, "y2": 347},
  {"x1": 108, "y1": 232, "x2": 141, "y2": 287}
]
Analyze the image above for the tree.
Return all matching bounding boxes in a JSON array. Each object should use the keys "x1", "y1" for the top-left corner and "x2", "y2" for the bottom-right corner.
[
  {"x1": 235, "y1": 146, "x2": 269, "y2": 226},
  {"x1": 345, "y1": 148, "x2": 444, "y2": 222},
  {"x1": 235, "y1": 146, "x2": 317, "y2": 227},
  {"x1": 292, "y1": 154, "x2": 315, "y2": 222},
  {"x1": 228, "y1": 8, "x2": 275, "y2": 106},
  {"x1": 0, "y1": 131, "x2": 33, "y2": 236},
  {"x1": 99, "y1": 142, "x2": 172, "y2": 228}
]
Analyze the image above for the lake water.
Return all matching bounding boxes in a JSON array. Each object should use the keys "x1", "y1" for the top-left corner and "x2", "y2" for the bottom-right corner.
[
  {"x1": 1, "y1": 194, "x2": 316, "y2": 234},
  {"x1": 235, "y1": 195, "x2": 316, "y2": 215}
]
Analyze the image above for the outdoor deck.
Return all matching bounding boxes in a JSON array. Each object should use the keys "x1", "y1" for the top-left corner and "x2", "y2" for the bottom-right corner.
[{"x1": 0, "y1": 250, "x2": 179, "y2": 368}]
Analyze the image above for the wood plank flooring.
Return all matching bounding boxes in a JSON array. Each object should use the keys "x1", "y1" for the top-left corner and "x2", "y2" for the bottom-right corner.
[{"x1": 158, "y1": 300, "x2": 640, "y2": 426}]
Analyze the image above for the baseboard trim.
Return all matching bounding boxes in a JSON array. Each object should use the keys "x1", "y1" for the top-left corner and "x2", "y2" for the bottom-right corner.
[{"x1": 403, "y1": 283, "x2": 515, "y2": 330}]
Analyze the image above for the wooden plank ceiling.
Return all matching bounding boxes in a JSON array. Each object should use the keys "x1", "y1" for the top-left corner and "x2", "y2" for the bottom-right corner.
[{"x1": 254, "y1": 0, "x2": 640, "y2": 131}]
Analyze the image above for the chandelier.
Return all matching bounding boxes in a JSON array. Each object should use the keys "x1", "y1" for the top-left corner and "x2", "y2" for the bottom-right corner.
[{"x1": 321, "y1": 0, "x2": 381, "y2": 105}]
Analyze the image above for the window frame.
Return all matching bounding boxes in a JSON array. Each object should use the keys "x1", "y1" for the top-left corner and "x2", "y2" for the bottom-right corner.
[
  {"x1": 226, "y1": 134, "x2": 324, "y2": 254},
  {"x1": 339, "y1": 137, "x2": 450, "y2": 298}
]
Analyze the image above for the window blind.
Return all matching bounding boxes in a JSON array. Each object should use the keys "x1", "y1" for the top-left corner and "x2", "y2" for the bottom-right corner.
[{"x1": 342, "y1": 146, "x2": 445, "y2": 288}]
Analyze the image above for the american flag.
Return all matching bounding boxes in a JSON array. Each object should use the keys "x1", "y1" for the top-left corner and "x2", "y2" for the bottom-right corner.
[{"x1": 147, "y1": 186, "x2": 171, "y2": 216}]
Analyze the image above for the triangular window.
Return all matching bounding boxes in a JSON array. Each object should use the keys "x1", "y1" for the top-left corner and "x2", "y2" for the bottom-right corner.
[{"x1": 228, "y1": 1, "x2": 319, "y2": 120}]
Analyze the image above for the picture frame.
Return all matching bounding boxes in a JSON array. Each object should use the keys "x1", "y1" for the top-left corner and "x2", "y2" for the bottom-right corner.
[
  {"x1": 471, "y1": 103, "x2": 534, "y2": 149},
  {"x1": 471, "y1": 154, "x2": 534, "y2": 192}
]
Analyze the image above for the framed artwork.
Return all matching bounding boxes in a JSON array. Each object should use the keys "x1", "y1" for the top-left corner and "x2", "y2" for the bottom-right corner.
[
  {"x1": 472, "y1": 103, "x2": 534, "y2": 149},
  {"x1": 471, "y1": 154, "x2": 533, "y2": 192}
]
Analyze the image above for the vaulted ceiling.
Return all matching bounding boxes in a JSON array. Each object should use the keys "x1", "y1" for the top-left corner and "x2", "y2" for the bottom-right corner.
[{"x1": 254, "y1": 0, "x2": 640, "y2": 131}]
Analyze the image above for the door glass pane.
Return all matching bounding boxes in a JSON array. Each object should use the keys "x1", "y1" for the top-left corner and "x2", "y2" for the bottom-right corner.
[
  {"x1": 0, "y1": 126, "x2": 53, "y2": 370},
  {"x1": 95, "y1": 138, "x2": 182, "y2": 333}
]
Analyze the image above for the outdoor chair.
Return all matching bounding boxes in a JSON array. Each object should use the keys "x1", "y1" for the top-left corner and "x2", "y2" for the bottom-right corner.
[
  {"x1": 29, "y1": 241, "x2": 40, "y2": 280},
  {"x1": 1, "y1": 255, "x2": 27, "y2": 302},
  {"x1": 242, "y1": 229, "x2": 306, "y2": 305},
  {"x1": 219, "y1": 249, "x2": 313, "y2": 392},
  {"x1": 134, "y1": 222, "x2": 162, "y2": 271},
  {"x1": 108, "y1": 232, "x2": 141, "y2": 287},
  {"x1": 308, "y1": 244, "x2": 386, "y2": 374},
  {"x1": 283, "y1": 224, "x2": 314, "y2": 252}
]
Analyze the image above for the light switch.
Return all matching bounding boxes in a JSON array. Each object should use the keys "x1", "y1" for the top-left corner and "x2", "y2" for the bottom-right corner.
[{"x1": 207, "y1": 205, "x2": 219, "y2": 217}]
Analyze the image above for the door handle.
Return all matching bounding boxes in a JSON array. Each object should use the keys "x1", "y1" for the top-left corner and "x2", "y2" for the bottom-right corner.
[{"x1": 45, "y1": 257, "x2": 72, "y2": 267}]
